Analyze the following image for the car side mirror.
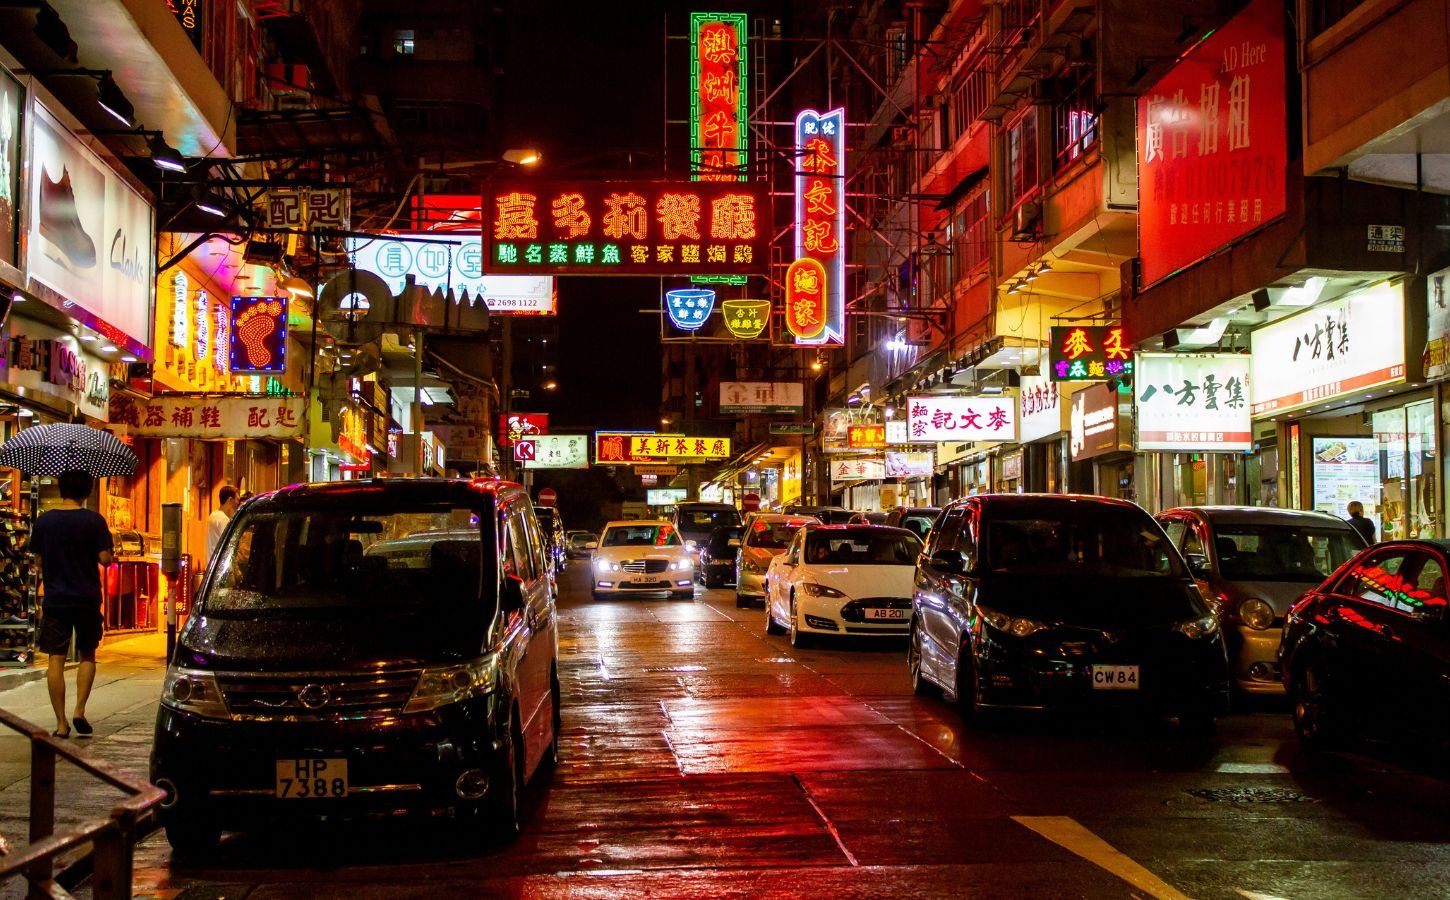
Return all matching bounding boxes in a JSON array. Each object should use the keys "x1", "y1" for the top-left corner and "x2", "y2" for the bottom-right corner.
[
  {"x1": 585, "y1": 542, "x2": 598, "y2": 550},
  {"x1": 501, "y1": 574, "x2": 526, "y2": 614},
  {"x1": 930, "y1": 549, "x2": 966, "y2": 575},
  {"x1": 1413, "y1": 604, "x2": 1445, "y2": 624},
  {"x1": 1185, "y1": 553, "x2": 1211, "y2": 578}
]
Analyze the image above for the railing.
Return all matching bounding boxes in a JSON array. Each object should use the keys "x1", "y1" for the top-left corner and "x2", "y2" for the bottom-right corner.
[{"x1": 0, "y1": 707, "x2": 164, "y2": 900}]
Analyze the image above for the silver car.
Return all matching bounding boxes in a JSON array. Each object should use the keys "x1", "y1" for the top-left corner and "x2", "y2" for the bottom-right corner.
[
  {"x1": 1157, "y1": 506, "x2": 1367, "y2": 694},
  {"x1": 734, "y1": 514, "x2": 819, "y2": 608}
]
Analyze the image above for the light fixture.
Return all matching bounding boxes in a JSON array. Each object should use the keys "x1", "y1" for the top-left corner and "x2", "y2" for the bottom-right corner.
[
  {"x1": 282, "y1": 275, "x2": 313, "y2": 298},
  {"x1": 34, "y1": 3, "x2": 77, "y2": 63},
  {"x1": 17, "y1": 408, "x2": 32, "y2": 419},
  {"x1": 99, "y1": 344, "x2": 117, "y2": 353},
  {"x1": 148, "y1": 133, "x2": 186, "y2": 173},
  {"x1": 811, "y1": 355, "x2": 823, "y2": 372},
  {"x1": 78, "y1": 333, "x2": 95, "y2": 342},
  {"x1": 120, "y1": 354, "x2": 137, "y2": 363},
  {"x1": 9, "y1": 291, "x2": 22, "y2": 304},
  {"x1": 95, "y1": 73, "x2": 134, "y2": 127},
  {"x1": 542, "y1": 380, "x2": 558, "y2": 391},
  {"x1": 1038, "y1": 259, "x2": 1052, "y2": 274},
  {"x1": 1023, "y1": 267, "x2": 1039, "y2": 283},
  {"x1": 502, "y1": 148, "x2": 542, "y2": 166},
  {"x1": 1006, "y1": 280, "x2": 1022, "y2": 295}
]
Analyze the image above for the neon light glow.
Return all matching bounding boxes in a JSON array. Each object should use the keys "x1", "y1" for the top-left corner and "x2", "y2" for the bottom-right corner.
[
  {"x1": 793, "y1": 108, "x2": 845, "y2": 346},
  {"x1": 1049, "y1": 325, "x2": 1132, "y2": 381},
  {"x1": 213, "y1": 303, "x2": 228, "y2": 375},
  {"x1": 722, "y1": 298, "x2": 769, "y2": 339},
  {"x1": 229, "y1": 295, "x2": 288, "y2": 375},
  {"x1": 194, "y1": 290, "x2": 209, "y2": 362},
  {"x1": 665, "y1": 288, "x2": 715, "y2": 330},
  {"x1": 690, "y1": 12, "x2": 748, "y2": 183},
  {"x1": 171, "y1": 272, "x2": 188, "y2": 348}
]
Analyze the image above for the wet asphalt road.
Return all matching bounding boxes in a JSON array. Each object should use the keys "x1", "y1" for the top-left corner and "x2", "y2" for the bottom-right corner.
[{"x1": 63, "y1": 563, "x2": 1450, "y2": 897}]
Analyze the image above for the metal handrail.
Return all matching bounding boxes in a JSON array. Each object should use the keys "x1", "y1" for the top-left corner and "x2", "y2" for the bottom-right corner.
[{"x1": 0, "y1": 706, "x2": 165, "y2": 900}]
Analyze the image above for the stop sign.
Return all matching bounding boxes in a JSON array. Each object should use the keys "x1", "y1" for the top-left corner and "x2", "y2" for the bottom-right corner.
[
  {"x1": 537, "y1": 488, "x2": 557, "y2": 506},
  {"x1": 742, "y1": 493, "x2": 761, "y2": 512}
]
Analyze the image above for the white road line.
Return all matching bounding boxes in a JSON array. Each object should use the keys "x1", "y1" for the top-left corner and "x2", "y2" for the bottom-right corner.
[
  {"x1": 1013, "y1": 815, "x2": 1192, "y2": 900},
  {"x1": 793, "y1": 774, "x2": 860, "y2": 867},
  {"x1": 1215, "y1": 762, "x2": 1290, "y2": 774}
]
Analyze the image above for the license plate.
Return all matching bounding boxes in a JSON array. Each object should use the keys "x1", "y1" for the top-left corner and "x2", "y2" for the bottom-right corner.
[
  {"x1": 631, "y1": 578, "x2": 659, "y2": 586},
  {"x1": 275, "y1": 758, "x2": 348, "y2": 799},
  {"x1": 864, "y1": 607, "x2": 908, "y2": 620},
  {"x1": 1090, "y1": 665, "x2": 1139, "y2": 690}
]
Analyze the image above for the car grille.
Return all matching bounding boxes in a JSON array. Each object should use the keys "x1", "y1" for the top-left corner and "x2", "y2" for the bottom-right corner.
[
  {"x1": 621, "y1": 559, "x2": 670, "y2": 574},
  {"x1": 216, "y1": 670, "x2": 420, "y2": 720}
]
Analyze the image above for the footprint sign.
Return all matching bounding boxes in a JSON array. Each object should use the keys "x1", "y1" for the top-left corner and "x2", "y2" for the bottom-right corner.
[{"x1": 229, "y1": 295, "x2": 289, "y2": 375}]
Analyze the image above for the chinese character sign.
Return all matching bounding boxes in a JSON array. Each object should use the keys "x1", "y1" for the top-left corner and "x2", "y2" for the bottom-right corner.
[
  {"x1": 1018, "y1": 373, "x2": 1066, "y2": 443},
  {"x1": 595, "y1": 431, "x2": 661, "y2": 463},
  {"x1": 722, "y1": 298, "x2": 769, "y2": 339},
  {"x1": 349, "y1": 235, "x2": 555, "y2": 315},
  {"x1": 486, "y1": 181, "x2": 768, "y2": 276},
  {"x1": 626, "y1": 435, "x2": 732, "y2": 460},
  {"x1": 848, "y1": 425, "x2": 886, "y2": 449},
  {"x1": 829, "y1": 457, "x2": 886, "y2": 483},
  {"x1": 522, "y1": 435, "x2": 590, "y2": 469},
  {"x1": 665, "y1": 288, "x2": 716, "y2": 330},
  {"x1": 793, "y1": 108, "x2": 846, "y2": 346},
  {"x1": 1049, "y1": 325, "x2": 1133, "y2": 381},
  {"x1": 885, "y1": 420, "x2": 909, "y2": 445},
  {"x1": 1135, "y1": 353, "x2": 1252, "y2": 451},
  {"x1": 228, "y1": 296, "x2": 287, "y2": 375},
  {"x1": 108, "y1": 395, "x2": 305, "y2": 440},
  {"x1": 691, "y1": 12, "x2": 748, "y2": 183},
  {"x1": 718, "y1": 382, "x2": 804, "y2": 414},
  {"x1": 906, "y1": 396, "x2": 1017, "y2": 443},
  {"x1": 1137, "y1": 0, "x2": 1286, "y2": 288}
]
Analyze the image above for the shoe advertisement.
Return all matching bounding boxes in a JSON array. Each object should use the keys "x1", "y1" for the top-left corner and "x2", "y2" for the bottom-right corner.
[
  {"x1": 27, "y1": 101, "x2": 154, "y2": 351},
  {"x1": 0, "y1": 68, "x2": 22, "y2": 270}
]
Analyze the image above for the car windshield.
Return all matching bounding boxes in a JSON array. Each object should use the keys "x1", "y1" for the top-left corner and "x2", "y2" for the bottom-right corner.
[
  {"x1": 567, "y1": 533, "x2": 596, "y2": 548},
  {"x1": 1213, "y1": 524, "x2": 1361, "y2": 582},
  {"x1": 709, "y1": 527, "x2": 743, "y2": 552},
  {"x1": 804, "y1": 530, "x2": 921, "y2": 565},
  {"x1": 984, "y1": 508, "x2": 1183, "y2": 577},
  {"x1": 899, "y1": 512, "x2": 938, "y2": 540},
  {"x1": 746, "y1": 518, "x2": 812, "y2": 550},
  {"x1": 678, "y1": 508, "x2": 741, "y2": 531},
  {"x1": 602, "y1": 524, "x2": 682, "y2": 547},
  {"x1": 815, "y1": 510, "x2": 856, "y2": 525}
]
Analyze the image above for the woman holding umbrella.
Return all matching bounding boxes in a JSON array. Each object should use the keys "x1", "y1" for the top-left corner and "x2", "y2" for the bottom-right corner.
[{"x1": 0, "y1": 423, "x2": 136, "y2": 738}]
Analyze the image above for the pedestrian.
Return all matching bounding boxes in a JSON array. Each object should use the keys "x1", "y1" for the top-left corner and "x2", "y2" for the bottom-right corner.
[
  {"x1": 205, "y1": 485, "x2": 240, "y2": 564},
  {"x1": 31, "y1": 470, "x2": 113, "y2": 739},
  {"x1": 1346, "y1": 501, "x2": 1377, "y2": 544}
]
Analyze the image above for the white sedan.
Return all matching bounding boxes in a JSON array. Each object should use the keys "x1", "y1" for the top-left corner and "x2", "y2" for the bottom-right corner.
[
  {"x1": 765, "y1": 525, "x2": 923, "y2": 648},
  {"x1": 591, "y1": 520, "x2": 695, "y2": 601}
]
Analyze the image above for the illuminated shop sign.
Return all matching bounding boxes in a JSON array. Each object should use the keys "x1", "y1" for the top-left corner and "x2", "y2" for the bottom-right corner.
[
  {"x1": 1137, "y1": 0, "x2": 1287, "y2": 288},
  {"x1": 907, "y1": 395, "x2": 1017, "y2": 443},
  {"x1": 486, "y1": 180, "x2": 769, "y2": 276},
  {"x1": 690, "y1": 12, "x2": 748, "y2": 182},
  {"x1": 665, "y1": 288, "x2": 715, "y2": 330},
  {"x1": 594, "y1": 431, "x2": 659, "y2": 463},
  {"x1": 519, "y1": 434, "x2": 589, "y2": 469},
  {"x1": 347, "y1": 234, "x2": 556, "y2": 315},
  {"x1": 213, "y1": 303, "x2": 228, "y2": 375},
  {"x1": 171, "y1": 272, "x2": 188, "y2": 347},
  {"x1": 498, "y1": 412, "x2": 548, "y2": 447},
  {"x1": 829, "y1": 456, "x2": 885, "y2": 483},
  {"x1": 722, "y1": 298, "x2": 769, "y2": 338},
  {"x1": 1135, "y1": 353, "x2": 1252, "y2": 451},
  {"x1": 228, "y1": 296, "x2": 288, "y2": 375},
  {"x1": 109, "y1": 395, "x2": 306, "y2": 439},
  {"x1": 194, "y1": 290, "x2": 209, "y2": 362},
  {"x1": 792, "y1": 108, "x2": 845, "y2": 346},
  {"x1": 647, "y1": 488, "x2": 689, "y2": 506},
  {"x1": 627, "y1": 434, "x2": 731, "y2": 460},
  {"x1": 848, "y1": 424, "x2": 886, "y2": 449},
  {"x1": 1070, "y1": 383, "x2": 1126, "y2": 462},
  {"x1": 1049, "y1": 325, "x2": 1131, "y2": 381},
  {"x1": 884, "y1": 451, "x2": 934, "y2": 477}
]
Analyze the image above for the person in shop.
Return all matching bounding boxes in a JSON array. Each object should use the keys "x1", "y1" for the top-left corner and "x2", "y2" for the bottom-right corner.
[
  {"x1": 31, "y1": 471, "x2": 113, "y2": 739},
  {"x1": 1346, "y1": 501, "x2": 1377, "y2": 544},
  {"x1": 205, "y1": 485, "x2": 240, "y2": 565}
]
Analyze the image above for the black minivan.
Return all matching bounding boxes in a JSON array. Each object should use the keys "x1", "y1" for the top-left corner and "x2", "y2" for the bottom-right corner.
[{"x1": 151, "y1": 479, "x2": 560, "y2": 852}]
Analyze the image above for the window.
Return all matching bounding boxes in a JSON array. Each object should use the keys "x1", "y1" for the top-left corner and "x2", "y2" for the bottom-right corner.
[
  {"x1": 1182, "y1": 523, "x2": 1205, "y2": 559},
  {"x1": 1342, "y1": 551, "x2": 1409, "y2": 608},
  {"x1": 951, "y1": 65, "x2": 993, "y2": 133},
  {"x1": 1005, "y1": 110, "x2": 1038, "y2": 211},
  {"x1": 392, "y1": 29, "x2": 416, "y2": 57},
  {"x1": 507, "y1": 511, "x2": 536, "y2": 582},
  {"x1": 1051, "y1": 67, "x2": 1098, "y2": 172},
  {"x1": 952, "y1": 187, "x2": 989, "y2": 276},
  {"x1": 1160, "y1": 518, "x2": 1186, "y2": 548},
  {"x1": 1212, "y1": 525, "x2": 1362, "y2": 583}
]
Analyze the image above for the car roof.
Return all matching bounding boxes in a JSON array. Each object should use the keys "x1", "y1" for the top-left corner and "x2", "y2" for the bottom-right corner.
[
  {"x1": 1370, "y1": 538, "x2": 1450, "y2": 553},
  {"x1": 749, "y1": 513, "x2": 820, "y2": 523},
  {"x1": 953, "y1": 493, "x2": 1145, "y2": 512},
  {"x1": 895, "y1": 507, "x2": 941, "y2": 515},
  {"x1": 1161, "y1": 506, "x2": 1355, "y2": 529},
  {"x1": 805, "y1": 524, "x2": 916, "y2": 536},
  {"x1": 602, "y1": 519, "x2": 671, "y2": 528},
  {"x1": 262, "y1": 477, "x2": 524, "y2": 506},
  {"x1": 674, "y1": 502, "x2": 736, "y2": 510}
]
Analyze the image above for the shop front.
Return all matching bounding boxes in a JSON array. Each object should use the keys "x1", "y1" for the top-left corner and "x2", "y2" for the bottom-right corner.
[
  {"x1": 1018, "y1": 374, "x2": 1073, "y2": 493},
  {"x1": 1069, "y1": 382, "x2": 1135, "y2": 500}
]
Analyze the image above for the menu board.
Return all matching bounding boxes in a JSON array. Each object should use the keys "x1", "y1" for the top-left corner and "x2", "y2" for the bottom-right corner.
[{"x1": 1311, "y1": 437, "x2": 1380, "y2": 535}]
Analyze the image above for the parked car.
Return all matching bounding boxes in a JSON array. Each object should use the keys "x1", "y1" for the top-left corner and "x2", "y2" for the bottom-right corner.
[
  {"x1": 591, "y1": 520, "x2": 695, "y2": 600},
  {"x1": 698, "y1": 525, "x2": 743, "y2": 589},
  {"x1": 672, "y1": 502, "x2": 743, "y2": 559},
  {"x1": 1157, "y1": 506, "x2": 1366, "y2": 694},
  {"x1": 150, "y1": 478, "x2": 560, "y2": 854},
  {"x1": 765, "y1": 524, "x2": 922, "y2": 647},
  {"x1": 1281, "y1": 539, "x2": 1450, "y2": 749},
  {"x1": 566, "y1": 530, "x2": 599, "y2": 559},
  {"x1": 911, "y1": 494, "x2": 1230, "y2": 729},
  {"x1": 534, "y1": 506, "x2": 567, "y2": 571},
  {"x1": 782, "y1": 505, "x2": 856, "y2": 525},
  {"x1": 884, "y1": 507, "x2": 941, "y2": 543},
  {"x1": 735, "y1": 514, "x2": 819, "y2": 608}
]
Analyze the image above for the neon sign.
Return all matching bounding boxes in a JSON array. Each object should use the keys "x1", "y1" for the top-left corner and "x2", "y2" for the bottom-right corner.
[
  {"x1": 213, "y1": 302, "x2": 228, "y2": 375},
  {"x1": 171, "y1": 272, "x2": 188, "y2": 348},
  {"x1": 665, "y1": 288, "x2": 715, "y2": 330},
  {"x1": 194, "y1": 290, "x2": 209, "y2": 362},
  {"x1": 486, "y1": 180, "x2": 769, "y2": 276},
  {"x1": 1049, "y1": 325, "x2": 1132, "y2": 381},
  {"x1": 691, "y1": 13, "x2": 747, "y2": 182},
  {"x1": 793, "y1": 108, "x2": 845, "y2": 346},
  {"x1": 785, "y1": 258, "x2": 827, "y2": 340},
  {"x1": 229, "y1": 295, "x2": 288, "y2": 375},
  {"x1": 722, "y1": 298, "x2": 769, "y2": 339}
]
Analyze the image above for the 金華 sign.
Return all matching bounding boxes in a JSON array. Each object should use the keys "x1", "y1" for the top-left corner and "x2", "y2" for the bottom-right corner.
[
  {"x1": 486, "y1": 180, "x2": 769, "y2": 276},
  {"x1": 906, "y1": 396, "x2": 1017, "y2": 443},
  {"x1": 790, "y1": 108, "x2": 846, "y2": 346},
  {"x1": 829, "y1": 457, "x2": 885, "y2": 483},
  {"x1": 848, "y1": 424, "x2": 886, "y2": 449},
  {"x1": 691, "y1": 13, "x2": 747, "y2": 182},
  {"x1": 719, "y1": 381, "x2": 804, "y2": 414},
  {"x1": 1135, "y1": 353, "x2": 1252, "y2": 451},
  {"x1": 1049, "y1": 325, "x2": 1131, "y2": 381},
  {"x1": 229, "y1": 296, "x2": 287, "y2": 375}
]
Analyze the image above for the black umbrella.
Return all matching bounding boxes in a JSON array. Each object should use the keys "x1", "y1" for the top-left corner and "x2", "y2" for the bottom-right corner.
[{"x1": 0, "y1": 423, "x2": 138, "y2": 477}]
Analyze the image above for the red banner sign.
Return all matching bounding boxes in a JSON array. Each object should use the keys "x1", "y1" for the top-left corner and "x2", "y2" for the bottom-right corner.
[
  {"x1": 1137, "y1": 0, "x2": 1286, "y2": 288},
  {"x1": 485, "y1": 181, "x2": 769, "y2": 276},
  {"x1": 498, "y1": 412, "x2": 548, "y2": 447}
]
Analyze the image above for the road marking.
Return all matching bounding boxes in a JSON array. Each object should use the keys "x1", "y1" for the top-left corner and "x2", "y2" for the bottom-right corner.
[
  {"x1": 1215, "y1": 762, "x2": 1289, "y2": 774},
  {"x1": 793, "y1": 774, "x2": 860, "y2": 867},
  {"x1": 1235, "y1": 891, "x2": 1291, "y2": 900},
  {"x1": 1012, "y1": 815, "x2": 1191, "y2": 900}
]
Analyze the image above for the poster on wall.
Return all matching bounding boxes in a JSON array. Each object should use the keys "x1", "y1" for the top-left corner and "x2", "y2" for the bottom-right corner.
[
  {"x1": 1310, "y1": 437, "x2": 1381, "y2": 535},
  {"x1": 1135, "y1": 353, "x2": 1252, "y2": 451},
  {"x1": 1427, "y1": 266, "x2": 1450, "y2": 380}
]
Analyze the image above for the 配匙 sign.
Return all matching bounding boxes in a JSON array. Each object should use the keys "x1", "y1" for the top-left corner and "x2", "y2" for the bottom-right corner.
[{"x1": 907, "y1": 396, "x2": 1017, "y2": 443}]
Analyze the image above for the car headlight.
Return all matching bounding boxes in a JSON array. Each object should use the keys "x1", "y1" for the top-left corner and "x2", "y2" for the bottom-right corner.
[
  {"x1": 1175, "y1": 613, "x2": 1220, "y2": 640},
  {"x1": 685, "y1": 540, "x2": 698, "y2": 552},
  {"x1": 741, "y1": 556, "x2": 767, "y2": 574},
  {"x1": 160, "y1": 667, "x2": 231, "y2": 719},
  {"x1": 800, "y1": 582, "x2": 846, "y2": 598},
  {"x1": 594, "y1": 559, "x2": 612, "y2": 573},
  {"x1": 980, "y1": 607, "x2": 1046, "y2": 638},
  {"x1": 672, "y1": 558, "x2": 692, "y2": 571},
  {"x1": 1239, "y1": 598, "x2": 1274, "y2": 630},
  {"x1": 405, "y1": 655, "x2": 499, "y2": 713}
]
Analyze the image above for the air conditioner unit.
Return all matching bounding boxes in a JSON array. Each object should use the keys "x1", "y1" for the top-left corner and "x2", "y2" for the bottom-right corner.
[{"x1": 1010, "y1": 201, "x2": 1042, "y2": 241}]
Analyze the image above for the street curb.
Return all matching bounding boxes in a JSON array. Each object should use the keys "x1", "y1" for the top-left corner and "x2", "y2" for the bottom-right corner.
[{"x1": 0, "y1": 662, "x2": 78, "y2": 693}]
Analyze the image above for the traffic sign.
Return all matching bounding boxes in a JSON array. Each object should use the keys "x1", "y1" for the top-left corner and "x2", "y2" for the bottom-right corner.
[
  {"x1": 537, "y1": 487, "x2": 557, "y2": 506},
  {"x1": 742, "y1": 493, "x2": 761, "y2": 512}
]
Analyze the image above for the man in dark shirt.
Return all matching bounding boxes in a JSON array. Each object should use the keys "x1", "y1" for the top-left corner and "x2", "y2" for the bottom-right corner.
[
  {"x1": 1346, "y1": 501, "x2": 1377, "y2": 545},
  {"x1": 30, "y1": 470, "x2": 113, "y2": 738}
]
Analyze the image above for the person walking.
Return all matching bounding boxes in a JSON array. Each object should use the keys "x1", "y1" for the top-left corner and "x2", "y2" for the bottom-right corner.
[
  {"x1": 1346, "y1": 501, "x2": 1377, "y2": 544},
  {"x1": 205, "y1": 485, "x2": 239, "y2": 564},
  {"x1": 30, "y1": 470, "x2": 113, "y2": 738}
]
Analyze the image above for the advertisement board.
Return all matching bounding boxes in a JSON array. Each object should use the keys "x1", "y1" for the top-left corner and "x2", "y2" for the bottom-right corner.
[
  {"x1": 486, "y1": 180, "x2": 769, "y2": 276},
  {"x1": 822, "y1": 407, "x2": 854, "y2": 453},
  {"x1": 1135, "y1": 353, "x2": 1252, "y2": 451},
  {"x1": 0, "y1": 65, "x2": 22, "y2": 272},
  {"x1": 906, "y1": 395, "x2": 1017, "y2": 443},
  {"x1": 885, "y1": 419, "x2": 909, "y2": 445},
  {"x1": 520, "y1": 434, "x2": 589, "y2": 469},
  {"x1": 1311, "y1": 437, "x2": 1381, "y2": 535},
  {"x1": 790, "y1": 108, "x2": 845, "y2": 346},
  {"x1": 719, "y1": 381, "x2": 803, "y2": 414},
  {"x1": 848, "y1": 424, "x2": 886, "y2": 449},
  {"x1": 829, "y1": 456, "x2": 885, "y2": 483},
  {"x1": 1070, "y1": 383, "x2": 1124, "y2": 462},
  {"x1": 348, "y1": 235, "x2": 555, "y2": 315},
  {"x1": 1018, "y1": 374, "x2": 1068, "y2": 443},
  {"x1": 28, "y1": 101, "x2": 155, "y2": 351},
  {"x1": 884, "y1": 451, "x2": 933, "y2": 478},
  {"x1": 595, "y1": 430, "x2": 659, "y2": 464},
  {"x1": 1248, "y1": 281, "x2": 1405, "y2": 416},
  {"x1": 1427, "y1": 266, "x2": 1450, "y2": 381},
  {"x1": 626, "y1": 434, "x2": 730, "y2": 460},
  {"x1": 1137, "y1": 0, "x2": 1287, "y2": 288},
  {"x1": 109, "y1": 395, "x2": 306, "y2": 439},
  {"x1": 647, "y1": 488, "x2": 689, "y2": 506},
  {"x1": 498, "y1": 412, "x2": 548, "y2": 447}
]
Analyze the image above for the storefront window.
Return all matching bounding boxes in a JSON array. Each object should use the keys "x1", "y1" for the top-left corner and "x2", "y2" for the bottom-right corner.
[{"x1": 1369, "y1": 400, "x2": 1438, "y2": 540}]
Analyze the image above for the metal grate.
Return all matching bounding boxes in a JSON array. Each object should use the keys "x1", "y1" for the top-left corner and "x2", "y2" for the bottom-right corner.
[
  {"x1": 1188, "y1": 787, "x2": 1317, "y2": 804},
  {"x1": 218, "y1": 670, "x2": 420, "y2": 719},
  {"x1": 621, "y1": 559, "x2": 670, "y2": 574}
]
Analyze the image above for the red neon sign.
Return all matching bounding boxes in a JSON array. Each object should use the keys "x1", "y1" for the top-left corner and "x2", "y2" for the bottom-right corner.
[
  {"x1": 792, "y1": 109, "x2": 845, "y2": 345},
  {"x1": 691, "y1": 13, "x2": 748, "y2": 182},
  {"x1": 228, "y1": 296, "x2": 287, "y2": 375},
  {"x1": 1048, "y1": 325, "x2": 1131, "y2": 381},
  {"x1": 785, "y1": 258, "x2": 827, "y2": 340}
]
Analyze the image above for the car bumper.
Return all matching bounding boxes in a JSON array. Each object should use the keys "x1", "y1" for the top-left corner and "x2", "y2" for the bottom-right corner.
[
  {"x1": 594, "y1": 576, "x2": 694, "y2": 595},
  {"x1": 1230, "y1": 624, "x2": 1285, "y2": 694},
  {"x1": 795, "y1": 594, "x2": 912, "y2": 636},
  {"x1": 736, "y1": 570, "x2": 767, "y2": 598},
  {"x1": 700, "y1": 562, "x2": 735, "y2": 584},
  {"x1": 150, "y1": 697, "x2": 510, "y2": 828}
]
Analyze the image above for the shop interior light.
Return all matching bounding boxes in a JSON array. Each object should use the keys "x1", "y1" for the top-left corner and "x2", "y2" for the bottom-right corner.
[
  {"x1": 1005, "y1": 280, "x2": 1022, "y2": 295},
  {"x1": 17, "y1": 409, "x2": 32, "y2": 418},
  {"x1": 120, "y1": 354, "x2": 137, "y2": 363},
  {"x1": 100, "y1": 344, "x2": 117, "y2": 353},
  {"x1": 1023, "y1": 268, "x2": 1039, "y2": 283},
  {"x1": 78, "y1": 333, "x2": 95, "y2": 341},
  {"x1": 282, "y1": 276, "x2": 313, "y2": 298}
]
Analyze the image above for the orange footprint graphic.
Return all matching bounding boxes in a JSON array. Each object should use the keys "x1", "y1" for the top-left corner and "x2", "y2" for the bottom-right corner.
[{"x1": 238, "y1": 312, "x2": 276, "y2": 367}]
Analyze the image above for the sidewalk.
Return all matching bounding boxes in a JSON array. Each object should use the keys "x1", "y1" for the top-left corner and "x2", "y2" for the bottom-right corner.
[{"x1": 0, "y1": 631, "x2": 169, "y2": 692}]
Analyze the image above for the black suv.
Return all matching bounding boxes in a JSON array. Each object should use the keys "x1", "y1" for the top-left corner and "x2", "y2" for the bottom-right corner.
[{"x1": 151, "y1": 479, "x2": 560, "y2": 852}]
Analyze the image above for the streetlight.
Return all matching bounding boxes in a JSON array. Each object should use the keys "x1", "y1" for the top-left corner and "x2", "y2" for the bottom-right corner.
[
  {"x1": 542, "y1": 380, "x2": 558, "y2": 391},
  {"x1": 502, "y1": 148, "x2": 542, "y2": 166}
]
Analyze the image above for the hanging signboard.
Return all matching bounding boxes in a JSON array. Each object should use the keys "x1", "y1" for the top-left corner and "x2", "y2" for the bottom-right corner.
[
  {"x1": 690, "y1": 12, "x2": 748, "y2": 182},
  {"x1": 498, "y1": 412, "x2": 548, "y2": 447},
  {"x1": 770, "y1": 422, "x2": 814, "y2": 436},
  {"x1": 348, "y1": 235, "x2": 555, "y2": 315},
  {"x1": 885, "y1": 420, "x2": 909, "y2": 445},
  {"x1": 885, "y1": 450, "x2": 934, "y2": 477},
  {"x1": 627, "y1": 434, "x2": 731, "y2": 460},
  {"x1": 1248, "y1": 281, "x2": 1405, "y2": 416},
  {"x1": 1137, "y1": 0, "x2": 1287, "y2": 289},
  {"x1": 486, "y1": 180, "x2": 769, "y2": 276},
  {"x1": 520, "y1": 434, "x2": 590, "y2": 469},
  {"x1": 595, "y1": 430, "x2": 661, "y2": 463},
  {"x1": 906, "y1": 395, "x2": 1018, "y2": 443},
  {"x1": 719, "y1": 381, "x2": 804, "y2": 414},
  {"x1": 791, "y1": 108, "x2": 846, "y2": 346},
  {"x1": 822, "y1": 407, "x2": 854, "y2": 453},
  {"x1": 1135, "y1": 353, "x2": 1252, "y2": 451},
  {"x1": 829, "y1": 456, "x2": 885, "y2": 483},
  {"x1": 1070, "y1": 383, "x2": 1125, "y2": 462},
  {"x1": 848, "y1": 424, "x2": 886, "y2": 449},
  {"x1": 665, "y1": 287, "x2": 715, "y2": 330},
  {"x1": 1049, "y1": 325, "x2": 1131, "y2": 381},
  {"x1": 109, "y1": 395, "x2": 307, "y2": 439},
  {"x1": 228, "y1": 296, "x2": 288, "y2": 375},
  {"x1": 1018, "y1": 374, "x2": 1068, "y2": 443}
]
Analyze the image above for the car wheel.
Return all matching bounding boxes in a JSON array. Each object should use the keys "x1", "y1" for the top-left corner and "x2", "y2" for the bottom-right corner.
[
  {"x1": 908, "y1": 622, "x2": 935, "y2": 697},
  {"x1": 163, "y1": 811, "x2": 221, "y2": 858},
  {"x1": 764, "y1": 597, "x2": 785, "y2": 634},
  {"x1": 788, "y1": 596, "x2": 813, "y2": 649},
  {"x1": 735, "y1": 592, "x2": 750, "y2": 608},
  {"x1": 539, "y1": 666, "x2": 562, "y2": 774},
  {"x1": 1292, "y1": 661, "x2": 1346, "y2": 750},
  {"x1": 954, "y1": 647, "x2": 988, "y2": 725},
  {"x1": 487, "y1": 709, "x2": 524, "y2": 841}
]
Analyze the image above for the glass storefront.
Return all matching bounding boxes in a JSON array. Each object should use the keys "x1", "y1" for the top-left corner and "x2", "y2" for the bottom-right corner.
[{"x1": 1372, "y1": 399, "x2": 1437, "y2": 540}]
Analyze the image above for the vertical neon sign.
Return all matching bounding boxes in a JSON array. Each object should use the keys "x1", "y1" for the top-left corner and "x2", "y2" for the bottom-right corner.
[
  {"x1": 793, "y1": 108, "x2": 845, "y2": 346},
  {"x1": 171, "y1": 272, "x2": 188, "y2": 348},
  {"x1": 194, "y1": 290, "x2": 209, "y2": 362},
  {"x1": 213, "y1": 303, "x2": 228, "y2": 376},
  {"x1": 690, "y1": 12, "x2": 749, "y2": 288},
  {"x1": 228, "y1": 295, "x2": 288, "y2": 375}
]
